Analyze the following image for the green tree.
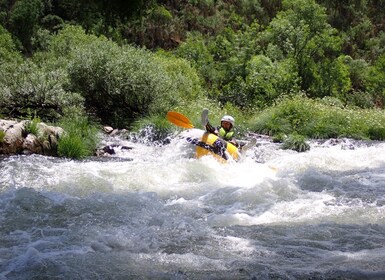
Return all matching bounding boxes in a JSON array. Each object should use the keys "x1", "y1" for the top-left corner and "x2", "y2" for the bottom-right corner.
[
  {"x1": 0, "y1": 60, "x2": 83, "y2": 119},
  {"x1": 244, "y1": 55, "x2": 300, "y2": 108},
  {"x1": 366, "y1": 53, "x2": 385, "y2": 107},
  {"x1": 0, "y1": 24, "x2": 22, "y2": 63},
  {"x1": 8, "y1": 0, "x2": 45, "y2": 53},
  {"x1": 47, "y1": 25, "x2": 204, "y2": 128},
  {"x1": 262, "y1": 0, "x2": 342, "y2": 97}
]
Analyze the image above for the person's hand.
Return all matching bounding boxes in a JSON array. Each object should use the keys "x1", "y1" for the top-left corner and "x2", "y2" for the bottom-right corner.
[{"x1": 229, "y1": 140, "x2": 238, "y2": 147}]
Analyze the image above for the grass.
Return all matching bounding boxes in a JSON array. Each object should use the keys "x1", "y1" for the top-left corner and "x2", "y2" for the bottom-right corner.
[
  {"x1": 57, "y1": 113, "x2": 100, "y2": 159},
  {"x1": 0, "y1": 129, "x2": 5, "y2": 143},
  {"x1": 25, "y1": 116, "x2": 41, "y2": 136},
  {"x1": 251, "y1": 95, "x2": 385, "y2": 141}
]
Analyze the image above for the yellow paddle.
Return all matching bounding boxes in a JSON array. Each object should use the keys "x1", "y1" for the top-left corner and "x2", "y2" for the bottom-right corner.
[{"x1": 166, "y1": 111, "x2": 195, "y2": 129}]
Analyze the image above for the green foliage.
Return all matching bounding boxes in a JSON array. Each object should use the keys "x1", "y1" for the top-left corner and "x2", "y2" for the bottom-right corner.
[
  {"x1": 47, "y1": 25, "x2": 204, "y2": 128},
  {"x1": 263, "y1": 0, "x2": 342, "y2": 97},
  {"x1": 366, "y1": 53, "x2": 385, "y2": 106},
  {"x1": 8, "y1": 0, "x2": 45, "y2": 52},
  {"x1": 151, "y1": 5, "x2": 173, "y2": 24},
  {"x1": 153, "y1": 51, "x2": 205, "y2": 113},
  {"x1": 174, "y1": 32, "x2": 214, "y2": 81},
  {"x1": 57, "y1": 113, "x2": 99, "y2": 159},
  {"x1": 244, "y1": 55, "x2": 300, "y2": 108},
  {"x1": 0, "y1": 25, "x2": 22, "y2": 63},
  {"x1": 0, "y1": 58, "x2": 84, "y2": 119},
  {"x1": 281, "y1": 133, "x2": 310, "y2": 152},
  {"x1": 368, "y1": 127, "x2": 385, "y2": 141},
  {"x1": 24, "y1": 111, "x2": 41, "y2": 136},
  {"x1": 251, "y1": 95, "x2": 385, "y2": 140},
  {"x1": 0, "y1": 1, "x2": 385, "y2": 148},
  {"x1": 68, "y1": 42, "x2": 169, "y2": 128},
  {"x1": 0, "y1": 129, "x2": 4, "y2": 143}
]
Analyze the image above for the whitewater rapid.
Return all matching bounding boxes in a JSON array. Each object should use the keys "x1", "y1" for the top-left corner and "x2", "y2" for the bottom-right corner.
[{"x1": 1, "y1": 132, "x2": 385, "y2": 279}]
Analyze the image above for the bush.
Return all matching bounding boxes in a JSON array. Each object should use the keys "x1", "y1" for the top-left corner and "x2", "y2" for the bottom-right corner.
[
  {"x1": 281, "y1": 133, "x2": 310, "y2": 152},
  {"x1": 0, "y1": 59, "x2": 84, "y2": 120},
  {"x1": 0, "y1": 24, "x2": 22, "y2": 63},
  {"x1": 251, "y1": 95, "x2": 385, "y2": 140},
  {"x1": 57, "y1": 112, "x2": 99, "y2": 159},
  {"x1": 25, "y1": 113, "x2": 41, "y2": 136},
  {"x1": 245, "y1": 55, "x2": 300, "y2": 108},
  {"x1": 48, "y1": 25, "x2": 204, "y2": 128},
  {"x1": 152, "y1": 51, "x2": 205, "y2": 115},
  {"x1": 368, "y1": 127, "x2": 385, "y2": 140}
]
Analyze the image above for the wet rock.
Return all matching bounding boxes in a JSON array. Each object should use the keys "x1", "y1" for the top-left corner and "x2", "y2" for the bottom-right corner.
[
  {"x1": 103, "y1": 126, "x2": 114, "y2": 134},
  {"x1": 0, "y1": 120, "x2": 25, "y2": 154},
  {"x1": 121, "y1": 146, "x2": 133, "y2": 150},
  {"x1": 22, "y1": 134, "x2": 42, "y2": 154},
  {"x1": 103, "y1": 145, "x2": 116, "y2": 155},
  {"x1": 0, "y1": 119, "x2": 64, "y2": 156},
  {"x1": 37, "y1": 122, "x2": 64, "y2": 138}
]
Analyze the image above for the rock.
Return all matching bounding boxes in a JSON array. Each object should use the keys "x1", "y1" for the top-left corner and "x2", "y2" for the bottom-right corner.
[
  {"x1": 103, "y1": 145, "x2": 115, "y2": 155},
  {"x1": 103, "y1": 126, "x2": 114, "y2": 134},
  {"x1": 121, "y1": 146, "x2": 133, "y2": 150},
  {"x1": 0, "y1": 119, "x2": 64, "y2": 156},
  {"x1": 42, "y1": 140, "x2": 52, "y2": 155},
  {"x1": 0, "y1": 120, "x2": 25, "y2": 154},
  {"x1": 22, "y1": 134, "x2": 42, "y2": 154},
  {"x1": 109, "y1": 129, "x2": 120, "y2": 136},
  {"x1": 37, "y1": 122, "x2": 64, "y2": 138}
]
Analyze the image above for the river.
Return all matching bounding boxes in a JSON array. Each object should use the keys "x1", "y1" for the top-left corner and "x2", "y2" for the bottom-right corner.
[{"x1": 1, "y1": 131, "x2": 385, "y2": 279}]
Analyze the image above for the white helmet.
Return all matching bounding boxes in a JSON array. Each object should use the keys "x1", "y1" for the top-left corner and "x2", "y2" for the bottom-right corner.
[{"x1": 221, "y1": 115, "x2": 235, "y2": 126}]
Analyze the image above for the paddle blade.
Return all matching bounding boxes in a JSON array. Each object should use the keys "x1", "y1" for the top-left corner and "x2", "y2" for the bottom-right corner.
[
  {"x1": 241, "y1": 138, "x2": 257, "y2": 153},
  {"x1": 167, "y1": 111, "x2": 194, "y2": 129}
]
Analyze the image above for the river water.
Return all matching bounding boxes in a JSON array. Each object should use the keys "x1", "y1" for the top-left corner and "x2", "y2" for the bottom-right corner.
[{"x1": 1, "y1": 131, "x2": 385, "y2": 279}]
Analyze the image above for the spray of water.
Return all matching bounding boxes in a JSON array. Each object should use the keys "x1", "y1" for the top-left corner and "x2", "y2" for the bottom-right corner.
[{"x1": 1, "y1": 130, "x2": 385, "y2": 278}]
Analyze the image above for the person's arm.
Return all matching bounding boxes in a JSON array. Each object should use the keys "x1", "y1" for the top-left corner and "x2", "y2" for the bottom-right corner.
[{"x1": 205, "y1": 122, "x2": 217, "y2": 134}]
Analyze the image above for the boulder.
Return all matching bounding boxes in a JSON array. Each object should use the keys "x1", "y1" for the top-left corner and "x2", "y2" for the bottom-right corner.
[
  {"x1": 0, "y1": 120, "x2": 26, "y2": 154},
  {"x1": 22, "y1": 134, "x2": 42, "y2": 154},
  {"x1": 0, "y1": 119, "x2": 64, "y2": 156}
]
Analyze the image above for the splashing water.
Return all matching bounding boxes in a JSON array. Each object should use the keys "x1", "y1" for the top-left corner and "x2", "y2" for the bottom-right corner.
[{"x1": 1, "y1": 131, "x2": 385, "y2": 279}]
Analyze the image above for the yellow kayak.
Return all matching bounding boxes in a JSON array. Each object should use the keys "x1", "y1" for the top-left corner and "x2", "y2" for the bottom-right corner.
[{"x1": 186, "y1": 131, "x2": 240, "y2": 162}]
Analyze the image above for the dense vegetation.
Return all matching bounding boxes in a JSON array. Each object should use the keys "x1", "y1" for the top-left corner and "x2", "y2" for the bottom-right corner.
[{"x1": 1, "y1": 0, "x2": 385, "y2": 157}]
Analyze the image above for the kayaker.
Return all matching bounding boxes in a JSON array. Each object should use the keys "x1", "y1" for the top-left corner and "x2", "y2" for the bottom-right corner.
[{"x1": 203, "y1": 110, "x2": 239, "y2": 148}]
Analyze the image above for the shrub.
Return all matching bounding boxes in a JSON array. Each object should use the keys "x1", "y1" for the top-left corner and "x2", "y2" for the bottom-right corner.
[
  {"x1": 368, "y1": 127, "x2": 385, "y2": 140},
  {"x1": 281, "y1": 133, "x2": 310, "y2": 152},
  {"x1": 25, "y1": 112, "x2": 41, "y2": 136},
  {"x1": 57, "y1": 113, "x2": 99, "y2": 159},
  {"x1": 0, "y1": 24, "x2": 22, "y2": 63},
  {"x1": 0, "y1": 59, "x2": 84, "y2": 120},
  {"x1": 251, "y1": 95, "x2": 385, "y2": 140},
  {"x1": 152, "y1": 51, "x2": 205, "y2": 115},
  {"x1": 245, "y1": 55, "x2": 300, "y2": 108},
  {"x1": 48, "y1": 25, "x2": 203, "y2": 128}
]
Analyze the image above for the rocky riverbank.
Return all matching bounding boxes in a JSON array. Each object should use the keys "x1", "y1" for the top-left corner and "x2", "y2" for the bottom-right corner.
[
  {"x1": 0, "y1": 119, "x2": 133, "y2": 158},
  {"x1": 0, "y1": 119, "x2": 64, "y2": 156}
]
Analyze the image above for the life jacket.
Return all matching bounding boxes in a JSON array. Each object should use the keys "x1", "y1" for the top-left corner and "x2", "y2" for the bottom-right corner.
[{"x1": 218, "y1": 127, "x2": 234, "y2": 141}]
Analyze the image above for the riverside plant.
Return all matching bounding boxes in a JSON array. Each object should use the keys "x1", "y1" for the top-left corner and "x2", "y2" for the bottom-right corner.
[
  {"x1": 57, "y1": 113, "x2": 99, "y2": 159},
  {"x1": 251, "y1": 96, "x2": 385, "y2": 141},
  {"x1": 281, "y1": 133, "x2": 310, "y2": 152},
  {"x1": 0, "y1": 129, "x2": 4, "y2": 142},
  {"x1": 25, "y1": 116, "x2": 41, "y2": 136}
]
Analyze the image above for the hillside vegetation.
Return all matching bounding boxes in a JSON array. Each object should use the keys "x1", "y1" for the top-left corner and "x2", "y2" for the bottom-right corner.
[{"x1": 1, "y1": 0, "x2": 385, "y2": 157}]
